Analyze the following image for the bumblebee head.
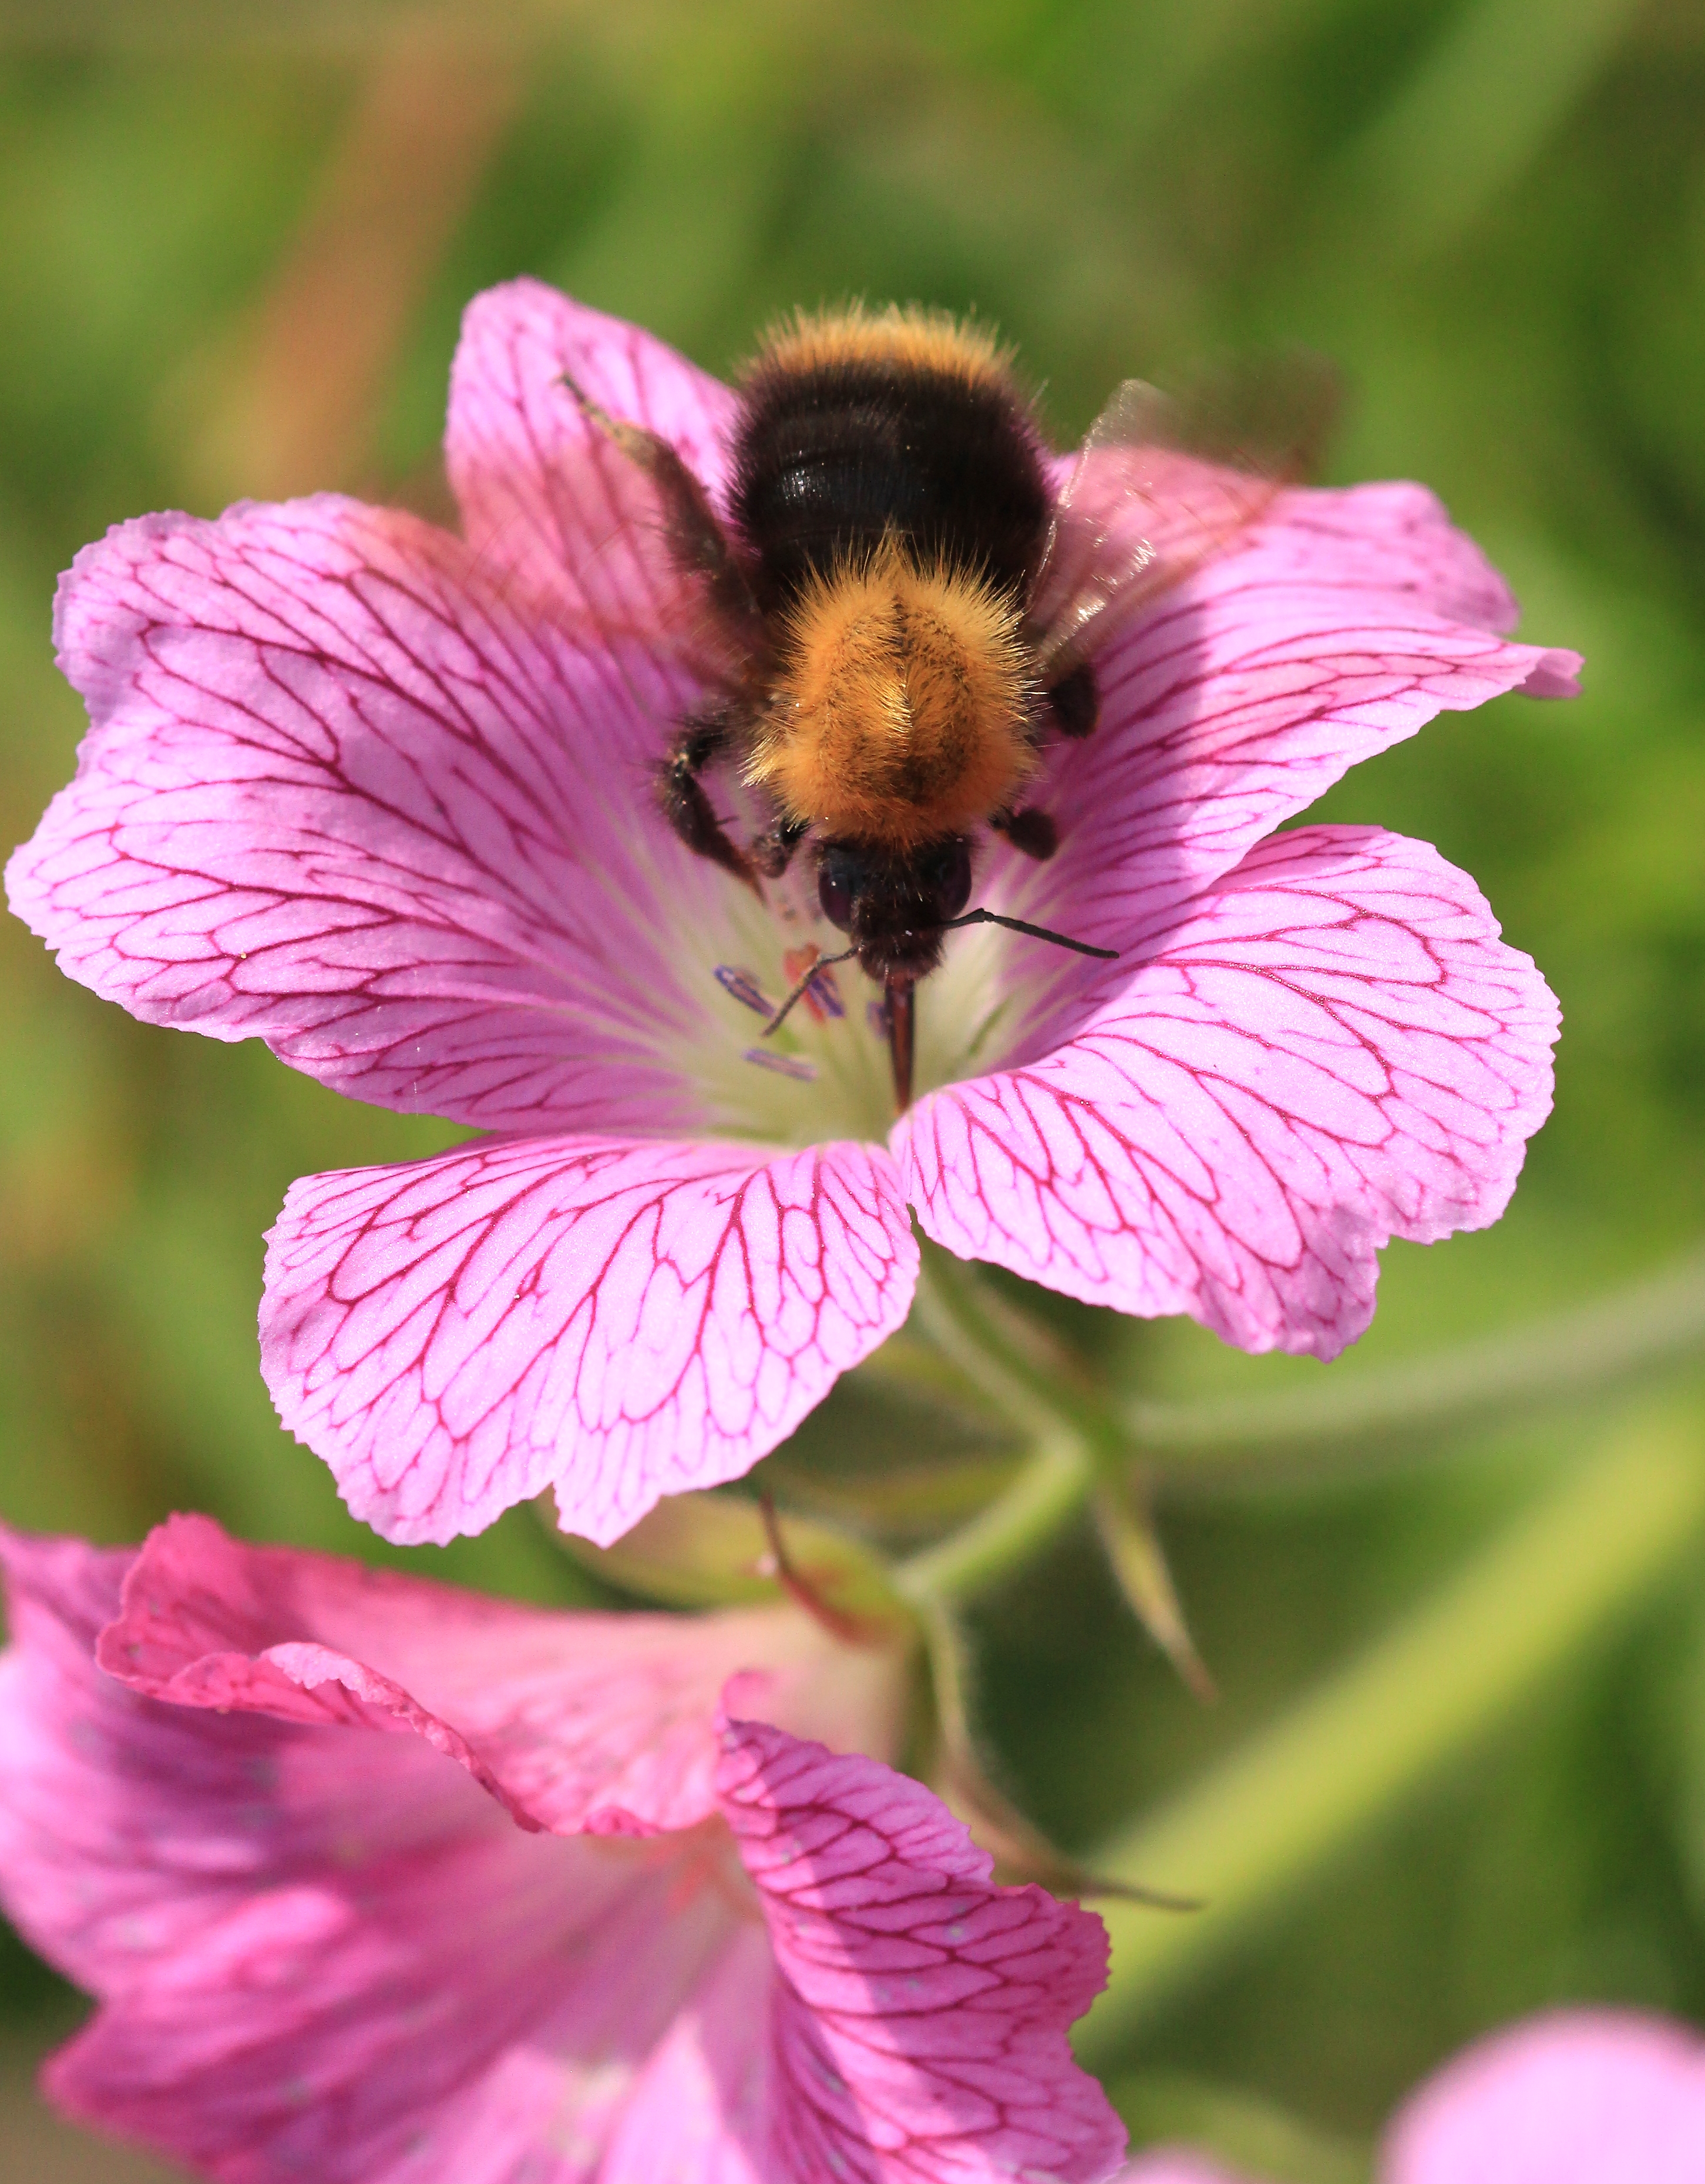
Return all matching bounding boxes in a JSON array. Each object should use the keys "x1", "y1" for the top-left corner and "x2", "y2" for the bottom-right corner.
[
  {"x1": 815, "y1": 834, "x2": 973, "y2": 982},
  {"x1": 744, "y1": 545, "x2": 1036, "y2": 850}
]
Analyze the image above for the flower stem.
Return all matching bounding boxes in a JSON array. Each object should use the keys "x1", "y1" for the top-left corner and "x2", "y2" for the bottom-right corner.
[
  {"x1": 894, "y1": 1242, "x2": 1705, "y2": 1603},
  {"x1": 1127, "y1": 1242, "x2": 1705, "y2": 1488},
  {"x1": 907, "y1": 1242, "x2": 1111, "y2": 1449},
  {"x1": 895, "y1": 1432, "x2": 1095, "y2": 1606},
  {"x1": 1074, "y1": 1404, "x2": 1705, "y2": 2068},
  {"x1": 897, "y1": 1248, "x2": 1116, "y2": 1606}
]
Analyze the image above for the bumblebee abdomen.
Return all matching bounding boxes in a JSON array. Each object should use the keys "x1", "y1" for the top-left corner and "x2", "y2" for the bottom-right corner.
[{"x1": 732, "y1": 308, "x2": 1051, "y2": 613}]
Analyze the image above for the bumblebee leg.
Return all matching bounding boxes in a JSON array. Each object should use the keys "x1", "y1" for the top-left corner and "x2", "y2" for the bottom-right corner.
[
  {"x1": 1045, "y1": 662, "x2": 1098, "y2": 738},
  {"x1": 990, "y1": 807, "x2": 1058, "y2": 860},
  {"x1": 749, "y1": 815, "x2": 811, "y2": 880},
  {"x1": 658, "y1": 709, "x2": 761, "y2": 894},
  {"x1": 562, "y1": 375, "x2": 764, "y2": 644}
]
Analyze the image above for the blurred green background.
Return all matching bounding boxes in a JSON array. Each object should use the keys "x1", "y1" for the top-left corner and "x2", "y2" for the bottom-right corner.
[{"x1": 2, "y1": 2, "x2": 1704, "y2": 2176}]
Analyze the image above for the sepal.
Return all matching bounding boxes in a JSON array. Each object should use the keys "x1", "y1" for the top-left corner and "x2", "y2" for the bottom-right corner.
[{"x1": 549, "y1": 1486, "x2": 917, "y2": 1641}]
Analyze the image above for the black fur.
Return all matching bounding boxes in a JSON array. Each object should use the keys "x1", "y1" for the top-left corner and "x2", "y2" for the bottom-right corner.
[
  {"x1": 731, "y1": 356, "x2": 1051, "y2": 613},
  {"x1": 815, "y1": 834, "x2": 973, "y2": 982}
]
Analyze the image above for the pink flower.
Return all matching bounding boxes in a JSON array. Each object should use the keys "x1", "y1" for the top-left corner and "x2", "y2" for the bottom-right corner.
[
  {"x1": 0, "y1": 1514, "x2": 1125, "y2": 2184},
  {"x1": 6, "y1": 280, "x2": 1580, "y2": 1545},
  {"x1": 1120, "y1": 2007, "x2": 1705, "y2": 2182}
]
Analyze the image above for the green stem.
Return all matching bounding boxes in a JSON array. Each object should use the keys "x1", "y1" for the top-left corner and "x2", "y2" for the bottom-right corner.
[
  {"x1": 893, "y1": 1242, "x2": 1705, "y2": 1605},
  {"x1": 908, "y1": 1243, "x2": 1110, "y2": 1449},
  {"x1": 1074, "y1": 1404, "x2": 1705, "y2": 2068},
  {"x1": 896, "y1": 1249, "x2": 1115, "y2": 1606},
  {"x1": 895, "y1": 1432, "x2": 1094, "y2": 1606},
  {"x1": 1128, "y1": 1243, "x2": 1705, "y2": 1488}
]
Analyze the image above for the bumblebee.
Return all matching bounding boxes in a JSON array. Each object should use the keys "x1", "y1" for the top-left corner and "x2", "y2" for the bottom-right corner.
[{"x1": 565, "y1": 305, "x2": 1324, "y2": 1109}]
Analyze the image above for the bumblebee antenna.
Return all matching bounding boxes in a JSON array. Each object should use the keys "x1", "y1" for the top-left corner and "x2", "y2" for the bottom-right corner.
[
  {"x1": 761, "y1": 915, "x2": 1109, "y2": 1045},
  {"x1": 938, "y1": 907, "x2": 1117, "y2": 959},
  {"x1": 762, "y1": 947, "x2": 860, "y2": 1037}
]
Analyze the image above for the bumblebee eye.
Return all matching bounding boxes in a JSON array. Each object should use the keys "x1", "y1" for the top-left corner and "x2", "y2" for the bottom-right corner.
[{"x1": 818, "y1": 861, "x2": 856, "y2": 932}]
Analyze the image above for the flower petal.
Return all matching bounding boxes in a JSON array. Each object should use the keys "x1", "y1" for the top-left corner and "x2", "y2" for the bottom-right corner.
[
  {"x1": 98, "y1": 1512, "x2": 872, "y2": 1837},
  {"x1": 8, "y1": 493, "x2": 741, "y2": 1135},
  {"x1": 0, "y1": 1529, "x2": 175, "y2": 1999},
  {"x1": 596, "y1": 1926, "x2": 773, "y2": 2184},
  {"x1": 0, "y1": 1523, "x2": 767, "y2": 2184},
  {"x1": 900, "y1": 826, "x2": 1557, "y2": 1360},
  {"x1": 262, "y1": 1133, "x2": 919, "y2": 1544},
  {"x1": 1383, "y1": 2009, "x2": 1705, "y2": 2184},
  {"x1": 719, "y1": 1714, "x2": 1126, "y2": 2184},
  {"x1": 445, "y1": 276, "x2": 740, "y2": 625},
  {"x1": 1005, "y1": 480, "x2": 1582, "y2": 961}
]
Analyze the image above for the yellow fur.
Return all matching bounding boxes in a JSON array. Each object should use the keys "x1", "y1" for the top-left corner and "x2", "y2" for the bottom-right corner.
[
  {"x1": 744, "y1": 544, "x2": 1036, "y2": 849},
  {"x1": 749, "y1": 304, "x2": 1014, "y2": 393}
]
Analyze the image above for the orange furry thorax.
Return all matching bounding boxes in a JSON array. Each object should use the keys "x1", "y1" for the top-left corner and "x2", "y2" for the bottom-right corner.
[
  {"x1": 748, "y1": 302, "x2": 1015, "y2": 395},
  {"x1": 743, "y1": 543, "x2": 1037, "y2": 850}
]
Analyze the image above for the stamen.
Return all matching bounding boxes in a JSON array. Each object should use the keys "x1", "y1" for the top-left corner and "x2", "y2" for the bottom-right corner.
[
  {"x1": 715, "y1": 965, "x2": 775, "y2": 1018},
  {"x1": 743, "y1": 1047, "x2": 818, "y2": 1082},
  {"x1": 762, "y1": 945, "x2": 861, "y2": 1037},
  {"x1": 781, "y1": 946, "x2": 846, "y2": 1022}
]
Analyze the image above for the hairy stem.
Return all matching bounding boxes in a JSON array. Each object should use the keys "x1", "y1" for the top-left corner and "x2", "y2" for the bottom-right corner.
[
  {"x1": 897, "y1": 1249, "x2": 1114, "y2": 1606},
  {"x1": 894, "y1": 1243, "x2": 1705, "y2": 1606},
  {"x1": 908, "y1": 1243, "x2": 1109, "y2": 1448},
  {"x1": 1127, "y1": 1243, "x2": 1705, "y2": 1488},
  {"x1": 895, "y1": 1432, "x2": 1094, "y2": 1606},
  {"x1": 1074, "y1": 1405, "x2": 1705, "y2": 2067}
]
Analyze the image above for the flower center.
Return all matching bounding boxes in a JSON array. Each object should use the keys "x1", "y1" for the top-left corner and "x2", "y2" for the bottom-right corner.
[{"x1": 661, "y1": 840, "x2": 1078, "y2": 1147}]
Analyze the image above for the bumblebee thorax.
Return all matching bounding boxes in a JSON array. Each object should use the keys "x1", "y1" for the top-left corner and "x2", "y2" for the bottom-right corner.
[{"x1": 744, "y1": 548, "x2": 1035, "y2": 850}]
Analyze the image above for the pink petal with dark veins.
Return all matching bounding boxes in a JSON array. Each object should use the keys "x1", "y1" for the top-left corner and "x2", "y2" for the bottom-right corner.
[
  {"x1": 96, "y1": 1512, "x2": 892, "y2": 1837},
  {"x1": 2, "y1": 1527, "x2": 1108, "y2": 2184},
  {"x1": 900, "y1": 826, "x2": 1558, "y2": 1361},
  {"x1": 720, "y1": 1715, "x2": 1126, "y2": 2184},
  {"x1": 445, "y1": 277, "x2": 741, "y2": 630},
  {"x1": 0, "y1": 1525, "x2": 752, "y2": 2184},
  {"x1": 595, "y1": 1928, "x2": 774, "y2": 2183},
  {"x1": 9, "y1": 494, "x2": 738, "y2": 1135},
  {"x1": 991, "y1": 480, "x2": 1582, "y2": 964},
  {"x1": 261, "y1": 1133, "x2": 919, "y2": 1544},
  {"x1": 1383, "y1": 2010, "x2": 1705, "y2": 2184}
]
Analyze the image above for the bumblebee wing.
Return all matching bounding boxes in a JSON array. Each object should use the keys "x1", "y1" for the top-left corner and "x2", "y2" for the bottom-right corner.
[{"x1": 1031, "y1": 355, "x2": 1338, "y2": 683}]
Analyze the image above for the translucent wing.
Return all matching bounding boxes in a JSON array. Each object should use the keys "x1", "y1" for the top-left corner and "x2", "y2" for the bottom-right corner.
[{"x1": 1029, "y1": 354, "x2": 1339, "y2": 682}]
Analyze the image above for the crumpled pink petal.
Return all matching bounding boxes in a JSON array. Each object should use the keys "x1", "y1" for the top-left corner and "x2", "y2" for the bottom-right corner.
[
  {"x1": 1383, "y1": 2008, "x2": 1705, "y2": 2184},
  {"x1": 720, "y1": 1714, "x2": 1125, "y2": 2184},
  {"x1": 95, "y1": 1511, "x2": 898, "y2": 1835},
  {"x1": 0, "y1": 1522, "x2": 1119, "y2": 2184},
  {"x1": 899, "y1": 825, "x2": 1556, "y2": 1359},
  {"x1": 1, "y1": 1522, "x2": 712, "y2": 2184},
  {"x1": 261, "y1": 1132, "x2": 919, "y2": 1546}
]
